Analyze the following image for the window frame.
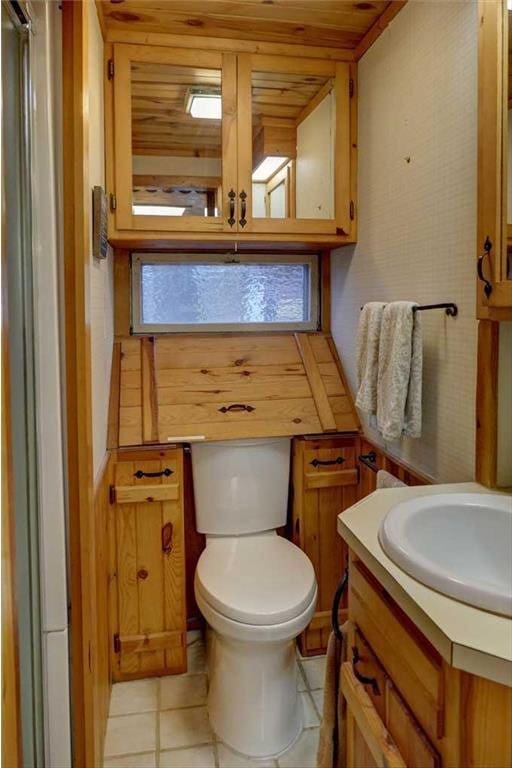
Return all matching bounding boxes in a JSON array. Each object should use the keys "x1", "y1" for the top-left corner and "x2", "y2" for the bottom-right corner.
[{"x1": 130, "y1": 252, "x2": 320, "y2": 334}]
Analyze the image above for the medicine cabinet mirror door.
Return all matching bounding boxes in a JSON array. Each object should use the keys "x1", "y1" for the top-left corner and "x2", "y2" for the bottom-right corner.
[
  {"x1": 236, "y1": 54, "x2": 353, "y2": 237},
  {"x1": 112, "y1": 44, "x2": 237, "y2": 233},
  {"x1": 477, "y1": 1, "x2": 512, "y2": 316}
]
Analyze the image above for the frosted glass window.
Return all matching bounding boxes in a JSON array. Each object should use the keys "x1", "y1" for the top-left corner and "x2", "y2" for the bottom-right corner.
[{"x1": 132, "y1": 254, "x2": 319, "y2": 332}]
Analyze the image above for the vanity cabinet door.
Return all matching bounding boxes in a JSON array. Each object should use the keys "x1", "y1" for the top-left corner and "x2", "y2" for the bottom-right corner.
[
  {"x1": 110, "y1": 43, "x2": 237, "y2": 234},
  {"x1": 110, "y1": 449, "x2": 187, "y2": 681},
  {"x1": 342, "y1": 663, "x2": 406, "y2": 768},
  {"x1": 236, "y1": 53, "x2": 355, "y2": 237},
  {"x1": 292, "y1": 436, "x2": 358, "y2": 655}
]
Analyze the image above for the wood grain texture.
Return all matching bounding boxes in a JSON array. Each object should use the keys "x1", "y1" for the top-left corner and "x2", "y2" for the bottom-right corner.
[
  {"x1": 295, "y1": 333, "x2": 337, "y2": 432},
  {"x1": 475, "y1": 320, "x2": 499, "y2": 487},
  {"x1": 98, "y1": 1, "x2": 393, "y2": 51},
  {"x1": 110, "y1": 449, "x2": 187, "y2": 680}
]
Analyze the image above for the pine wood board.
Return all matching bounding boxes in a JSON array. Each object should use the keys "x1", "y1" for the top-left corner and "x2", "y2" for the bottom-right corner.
[{"x1": 113, "y1": 332, "x2": 359, "y2": 446}]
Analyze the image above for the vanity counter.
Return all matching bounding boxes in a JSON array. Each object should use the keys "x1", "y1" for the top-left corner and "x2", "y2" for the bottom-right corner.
[{"x1": 337, "y1": 482, "x2": 512, "y2": 686}]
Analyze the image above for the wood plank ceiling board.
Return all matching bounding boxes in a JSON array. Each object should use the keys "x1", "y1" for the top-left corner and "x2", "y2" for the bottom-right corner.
[
  {"x1": 114, "y1": 333, "x2": 359, "y2": 446},
  {"x1": 99, "y1": 1, "x2": 394, "y2": 50}
]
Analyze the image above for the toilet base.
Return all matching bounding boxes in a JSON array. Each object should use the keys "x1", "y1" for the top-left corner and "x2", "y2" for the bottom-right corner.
[{"x1": 206, "y1": 629, "x2": 303, "y2": 758}]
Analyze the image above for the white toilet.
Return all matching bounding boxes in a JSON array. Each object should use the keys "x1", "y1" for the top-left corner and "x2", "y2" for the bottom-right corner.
[{"x1": 192, "y1": 437, "x2": 317, "y2": 758}]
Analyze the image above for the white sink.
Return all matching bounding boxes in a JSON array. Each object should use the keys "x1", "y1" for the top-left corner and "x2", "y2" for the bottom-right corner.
[{"x1": 378, "y1": 493, "x2": 512, "y2": 616}]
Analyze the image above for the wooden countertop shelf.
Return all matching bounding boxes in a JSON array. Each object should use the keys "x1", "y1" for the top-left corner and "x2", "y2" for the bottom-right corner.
[{"x1": 108, "y1": 332, "x2": 360, "y2": 448}]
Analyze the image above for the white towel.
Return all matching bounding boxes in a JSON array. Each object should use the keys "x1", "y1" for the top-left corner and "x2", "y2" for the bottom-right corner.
[
  {"x1": 376, "y1": 301, "x2": 423, "y2": 441},
  {"x1": 355, "y1": 302, "x2": 386, "y2": 422},
  {"x1": 376, "y1": 469, "x2": 407, "y2": 489}
]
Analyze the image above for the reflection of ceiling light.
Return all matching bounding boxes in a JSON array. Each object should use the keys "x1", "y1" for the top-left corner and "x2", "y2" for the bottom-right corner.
[
  {"x1": 186, "y1": 89, "x2": 222, "y2": 119},
  {"x1": 252, "y1": 156, "x2": 288, "y2": 182},
  {"x1": 133, "y1": 205, "x2": 186, "y2": 216},
  {"x1": 508, "y1": 0, "x2": 512, "y2": 10}
]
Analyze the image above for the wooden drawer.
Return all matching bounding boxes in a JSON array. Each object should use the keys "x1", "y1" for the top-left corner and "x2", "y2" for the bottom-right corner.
[
  {"x1": 113, "y1": 484, "x2": 179, "y2": 504},
  {"x1": 350, "y1": 558, "x2": 444, "y2": 745},
  {"x1": 385, "y1": 680, "x2": 440, "y2": 768},
  {"x1": 352, "y1": 629, "x2": 387, "y2": 721},
  {"x1": 342, "y1": 662, "x2": 406, "y2": 768}
]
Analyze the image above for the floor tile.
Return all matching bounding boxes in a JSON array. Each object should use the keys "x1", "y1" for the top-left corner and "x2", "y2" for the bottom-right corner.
[
  {"x1": 277, "y1": 728, "x2": 319, "y2": 768},
  {"x1": 103, "y1": 752, "x2": 156, "y2": 768},
  {"x1": 300, "y1": 692, "x2": 320, "y2": 728},
  {"x1": 160, "y1": 706, "x2": 213, "y2": 750},
  {"x1": 109, "y1": 679, "x2": 158, "y2": 716},
  {"x1": 160, "y1": 673, "x2": 207, "y2": 710},
  {"x1": 300, "y1": 657, "x2": 326, "y2": 691},
  {"x1": 310, "y1": 690, "x2": 323, "y2": 718},
  {"x1": 217, "y1": 742, "x2": 277, "y2": 767},
  {"x1": 104, "y1": 712, "x2": 156, "y2": 757},
  {"x1": 160, "y1": 745, "x2": 216, "y2": 768},
  {"x1": 297, "y1": 665, "x2": 308, "y2": 692},
  {"x1": 187, "y1": 640, "x2": 206, "y2": 674}
]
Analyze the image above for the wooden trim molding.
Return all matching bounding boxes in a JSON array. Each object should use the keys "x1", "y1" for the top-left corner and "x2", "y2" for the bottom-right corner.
[
  {"x1": 62, "y1": 2, "x2": 97, "y2": 765},
  {"x1": 475, "y1": 320, "x2": 499, "y2": 487}
]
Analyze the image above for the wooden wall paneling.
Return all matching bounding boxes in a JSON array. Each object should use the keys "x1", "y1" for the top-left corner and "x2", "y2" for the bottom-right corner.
[
  {"x1": 320, "y1": 251, "x2": 331, "y2": 333},
  {"x1": 475, "y1": 319, "x2": 499, "y2": 487},
  {"x1": 334, "y1": 62, "x2": 351, "y2": 235},
  {"x1": 119, "y1": 338, "x2": 143, "y2": 446},
  {"x1": 61, "y1": 1, "x2": 98, "y2": 764},
  {"x1": 295, "y1": 333, "x2": 337, "y2": 432},
  {"x1": 114, "y1": 250, "x2": 130, "y2": 338},
  {"x1": 107, "y1": 342, "x2": 121, "y2": 450},
  {"x1": 183, "y1": 448, "x2": 205, "y2": 629},
  {"x1": 459, "y1": 671, "x2": 512, "y2": 768},
  {"x1": 349, "y1": 62, "x2": 358, "y2": 242},
  {"x1": 141, "y1": 337, "x2": 158, "y2": 443}
]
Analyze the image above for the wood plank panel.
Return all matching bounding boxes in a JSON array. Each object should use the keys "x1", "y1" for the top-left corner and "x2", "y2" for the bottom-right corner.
[{"x1": 295, "y1": 333, "x2": 337, "y2": 432}]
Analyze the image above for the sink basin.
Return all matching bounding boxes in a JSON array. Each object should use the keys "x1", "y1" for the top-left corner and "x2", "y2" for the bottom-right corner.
[{"x1": 379, "y1": 493, "x2": 512, "y2": 616}]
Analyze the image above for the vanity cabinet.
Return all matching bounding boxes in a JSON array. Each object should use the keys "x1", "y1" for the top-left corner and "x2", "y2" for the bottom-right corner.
[
  {"x1": 343, "y1": 552, "x2": 512, "y2": 768},
  {"x1": 292, "y1": 435, "x2": 358, "y2": 656},
  {"x1": 109, "y1": 448, "x2": 187, "y2": 681},
  {"x1": 106, "y1": 42, "x2": 355, "y2": 243}
]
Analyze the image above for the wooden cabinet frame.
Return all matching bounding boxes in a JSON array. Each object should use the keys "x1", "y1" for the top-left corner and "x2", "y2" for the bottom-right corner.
[
  {"x1": 112, "y1": 43, "x2": 238, "y2": 233},
  {"x1": 477, "y1": 0, "x2": 512, "y2": 318},
  {"x1": 237, "y1": 54, "x2": 353, "y2": 237}
]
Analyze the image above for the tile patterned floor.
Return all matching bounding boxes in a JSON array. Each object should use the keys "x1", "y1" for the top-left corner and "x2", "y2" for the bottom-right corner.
[{"x1": 104, "y1": 632, "x2": 325, "y2": 768}]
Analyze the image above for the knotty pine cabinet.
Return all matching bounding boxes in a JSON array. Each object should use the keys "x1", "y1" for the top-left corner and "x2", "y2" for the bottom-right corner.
[
  {"x1": 292, "y1": 435, "x2": 358, "y2": 655},
  {"x1": 109, "y1": 448, "x2": 187, "y2": 681},
  {"x1": 106, "y1": 42, "x2": 356, "y2": 244},
  {"x1": 343, "y1": 554, "x2": 512, "y2": 768}
]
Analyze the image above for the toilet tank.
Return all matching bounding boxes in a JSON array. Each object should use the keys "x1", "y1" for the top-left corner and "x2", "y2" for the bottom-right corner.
[{"x1": 191, "y1": 438, "x2": 291, "y2": 535}]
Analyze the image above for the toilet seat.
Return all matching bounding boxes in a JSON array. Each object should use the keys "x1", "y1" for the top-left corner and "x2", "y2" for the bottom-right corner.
[{"x1": 195, "y1": 533, "x2": 316, "y2": 626}]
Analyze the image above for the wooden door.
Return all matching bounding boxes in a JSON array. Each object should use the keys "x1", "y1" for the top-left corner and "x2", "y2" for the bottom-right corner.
[
  {"x1": 477, "y1": 0, "x2": 512, "y2": 318},
  {"x1": 111, "y1": 43, "x2": 237, "y2": 234},
  {"x1": 292, "y1": 437, "x2": 358, "y2": 655},
  {"x1": 342, "y1": 663, "x2": 406, "y2": 768},
  {"x1": 237, "y1": 53, "x2": 354, "y2": 237},
  {"x1": 110, "y1": 449, "x2": 187, "y2": 680}
]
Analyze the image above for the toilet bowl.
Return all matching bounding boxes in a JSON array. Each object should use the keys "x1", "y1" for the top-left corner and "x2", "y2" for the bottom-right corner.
[
  {"x1": 195, "y1": 533, "x2": 317, "y2": 757},
  {"x1": 191, "y1": 438, "x2": 318, "y2": 758}
]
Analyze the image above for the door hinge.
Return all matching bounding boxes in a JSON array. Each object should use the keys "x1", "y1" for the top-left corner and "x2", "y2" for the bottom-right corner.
[
  {"x1": 109, "y1": 484, "x2": 116, "y2": 505},
  {"x1": 113, "y1": 634, "x2": 120, "y2": 654},
  {"x1": 349, "y1": 200, "x2": 355, "y2": 220},
  {"x1": 109, "y1": 193, "x2": 117, "y2": 212},
  {"x1": 349, "y1": 78, "x2": 354, "y2": 98},
  {"x1": 108, "y1": 59, "x2": 114, "y2": 80}
]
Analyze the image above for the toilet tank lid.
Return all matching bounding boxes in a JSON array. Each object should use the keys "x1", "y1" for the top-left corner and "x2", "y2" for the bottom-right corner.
[{"x1": 195, "y1": 534, "x2": 317, "y2": 626}]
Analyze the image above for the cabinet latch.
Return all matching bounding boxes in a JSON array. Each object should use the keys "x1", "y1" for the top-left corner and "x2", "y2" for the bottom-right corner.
[
  {"x1": 109, "y1": 193, "x2": 117, "y2": 212},
  {"x1": 108, "y1": 59, "x2": 114, "y2": 80},
  {"x1": 109, "y1": 484, "x2": 116, "y2": 504},
  {"x1": 113, "y1": 634, "x2": 120, "y2": 654},
  {"x1": 349, "y1": 200, "x2": 355, "y2": 220}
]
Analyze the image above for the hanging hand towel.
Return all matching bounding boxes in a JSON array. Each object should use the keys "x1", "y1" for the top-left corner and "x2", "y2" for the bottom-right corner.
[
  {"x1": 355, "y1": 302, "x2": 386, "y2": 423},
  {"x1": 376, "y1": 302, "x2": 423, "y2": 441}
]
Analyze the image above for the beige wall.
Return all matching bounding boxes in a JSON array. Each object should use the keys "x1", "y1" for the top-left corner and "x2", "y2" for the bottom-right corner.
[
  {"x1": 497, "y1": 322, "x2": 512, "y2": 487},
  {"x1": 331, "y1": 1, "x2": 478, "y2": 482},
  {"x1": 89, "y1": 1, "x2": 114, "y2": 481}
]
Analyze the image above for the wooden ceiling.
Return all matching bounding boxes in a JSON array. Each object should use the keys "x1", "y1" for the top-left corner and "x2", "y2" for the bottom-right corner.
[{"x1": 99, "y1": 0, "x2": 399, "y2": 52}]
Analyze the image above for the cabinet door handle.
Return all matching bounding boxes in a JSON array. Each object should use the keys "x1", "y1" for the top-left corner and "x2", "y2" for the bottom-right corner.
[
  {"x1": 228, "y1": 189, "x2": 236, "y2": 227},
  {"x1": 161, "y1": 522, "x2": 173, "y2": 555},
  {"x1": 351, "y1": 646, "x2": 380, "y2": 695},
  {"x1": 477, "y1": 236, "x2": 493, "y2": 298},
  {"x1": 134, "y1": 468, "x2": 173, "y2": 479},
  {"x1": 310, "y1": 456, "x2": 345, "y2": 468},
  {"x1": 239, "y1": 190, "x2": 247, "y2": 228},
  {"x1": 218, "y1": 403, "x2": 255, "y2": 413}
]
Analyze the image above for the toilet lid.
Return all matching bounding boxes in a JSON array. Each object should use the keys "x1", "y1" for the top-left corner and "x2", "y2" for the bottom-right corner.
[{"x1": 195, "y1": 534, "x2": 317, "y2": 626}]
